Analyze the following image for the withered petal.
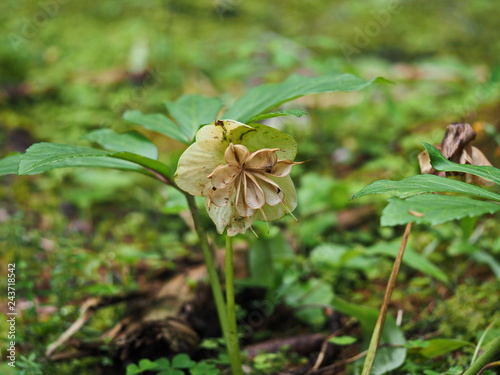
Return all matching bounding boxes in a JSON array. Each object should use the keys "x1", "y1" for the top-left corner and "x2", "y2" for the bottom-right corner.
[
  {"x1": 245, "y1": 148, "x2": 280, "y2": 170},
  {"x1": 251, "y1": 172, "x2": 283, "y2": 206},
  {"x1": 255, "y1": 175, "x2": 297, "y2": 222},
  {"x1": 236, "y1": 181, "x2": 256, "y2": 217},
  {"x1": 267, "y1": 159, "x2": 302, "y2": 177},
  {"x1": 208, "y1": 164, "x2": 240, "y2": 189},
  {"x1": 225, "y1": 143, "x2": 250, "y2": 165},
  {"x1": 243, "y1": 172, "x2": 265, "y2": 210},
  {"x1": 464, "y1": 146, "x2": 495, "y2": 186},
  {"x1": 208, "y1": 183, "x2": 234, "y2": 207}
]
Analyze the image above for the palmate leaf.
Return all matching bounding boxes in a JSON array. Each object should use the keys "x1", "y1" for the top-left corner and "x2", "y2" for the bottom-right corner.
[
  {"x1": 423, "y1": 143, "x2": 500, "y2": 185},
  {"x1": 171, "y1": 353, "x2": 197, "y2": 368},
  {"x1": 165, "y1": 94, "x2": 222, "y2": 142},
  {"x1": 123, "y1": 110, "x2": 189, "y2": 144},
  {"x1": 19, "y1": 143, "x2": 122, "y2": 175},
  {"x1": 0, "y1": 153, "x2": 20, "y2": 176},
  {"x1": 248, "y1": 109, "x2": 307, "y2": 123},
  {"x1": 224, "y1": 73, "x2": 390, "y2": 123},
  {"x1": 17, "y1": 143, "x2": 172, "y2": 179},
  {"x1": 381, "y1": 195, "x2": 500, "y2": 226},
  {"x1": 83, "y1": 129, "x2": 158, "y2": 159},
  {"x1": 352, "y1": 174, "x2": 500, "y2": 202},
  {"x1": 124, "y1": 95, "x2": 222, "y2": 144}
]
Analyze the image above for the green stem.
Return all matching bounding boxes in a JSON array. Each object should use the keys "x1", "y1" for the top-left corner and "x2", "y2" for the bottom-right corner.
[
  {"x1": 137, "y1": 155, "x2": 241, "y2": 372},
  {"x1": 477, "y1": 362, "x2": 500, "y2": 375},
  {"x1": 463, "y1": 337, "x2": 500, "y2": 375},
  {"x1": 120, "y1": 152, "x2": 238, "y2": 369},
  {"x1": 225, "y1": 235, "x2": 244, "y2": 375},
  {"x1": 361, "y1": 222, "x2": 413, "y2": 375},
  {"x1": 111, "y1": 152, "x2": 173, "y2": 183},
  {"x1": 184, "y1": 194, "x2": 229, "y2": 341}
]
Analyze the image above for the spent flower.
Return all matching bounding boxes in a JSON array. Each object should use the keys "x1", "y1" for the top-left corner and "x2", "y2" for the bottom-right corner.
[{"x1": 175, "y1": 120, "x2": 301, "y2": 235}]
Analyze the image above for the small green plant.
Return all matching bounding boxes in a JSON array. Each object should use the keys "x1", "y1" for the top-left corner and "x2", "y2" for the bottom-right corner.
[
  {"x1": 251, "y1": 347, "x2": 307, "y2": 375},
  {"x1": 353, "y1": 134, "x2": 500, "y2": 375},
  {"x1": 435, "y1": 281, "x2": 500, "y2": 341},
  {"x1": 17, "y1": 353, "x2": 44, "y2": 375},
  {"x1": 0, "y1": 73, "x2": 386, "y2": 374},
  {"x1": 126, "y1": 354, "x2": 223, "y2": 375}
]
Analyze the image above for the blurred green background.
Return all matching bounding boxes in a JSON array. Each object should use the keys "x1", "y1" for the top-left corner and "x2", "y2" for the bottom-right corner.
[{"x1": 0, "y1": 1, "x2": 499, "y2": 374}]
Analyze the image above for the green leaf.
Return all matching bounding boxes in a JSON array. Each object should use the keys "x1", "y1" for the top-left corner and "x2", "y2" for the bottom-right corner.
[
  {"x1": 329, "y1": 336, "x2": 358, "y2": 345},
  {"x1": 171, "y1": 354, "x2": 196, "y2": 369},
  {"x1": 165, "y1": 95, "x2": 222, "y2": 142},
  {"x1": 248, "y1": 109, "x2": 307, "y2": 123},
  {"x1": 158, "y1": 369, "x2": 184, "y2": 375},
  {"x1": 154, "y1": 358, "x2": 172, "y2": 369},
  {"x1": 19, "y1": 143, "x2": 134, "y2": 175},
  {"x1": 224, "y1": 73, "x2": 389, "y2": 123},
  {"x1": 381, "y1": 195, "x2": 500, "y2": 226},
  {"x1": 111, "y1": 151, "x2": 172, "y2": 180},
  {"x1": 17, "y1": 143, "x2": 172, "y2": 181},
  {"x1": 472, "y1": 251, "x2": 500, "y2": 278},
  {"x1": 126, "y1": 364, "x2": 143, "y2": 375},
  {"x1": 418, "y1": 339, "x2": 473, "y2": 358},
  {"x1": 84, "y1": 129, "x2": 158, "y2": 159},
  {"x1": 330, "y1": 296, "x2": 406, "y2": 375},
  {"x1": 352, "y1": 174, "x2": 500, "y2": 202},
  {"x1": 285, "y1": 278, "x2": 334, "y2": 328},
  {"x1": 240, "y1": 234, "x2": 293, "y2": 289},
  {"x1": 124, "y1": 109, "x2": 189, "y2": 144},
  {"x1": 365, "y1": 241, "x2": 448, "y2": 283},
  {"x1": 423, "y1": 143, "x2": 500, "y2": 185},
  {"x1": 310, "y1": 244, "x2": 371, "y2": 271},
  {"x1": 190, "y1": 362, "x2": 220, "y2": 375},
  {"x1": 0, "y1": 153, "x2": 20, "y2": 176},
  {"x1": 239, "y1": 123, "x2": 299, "y2": 160},
  {"x1": 138, "y1": 359, "x2": 160, "y2": 371}
]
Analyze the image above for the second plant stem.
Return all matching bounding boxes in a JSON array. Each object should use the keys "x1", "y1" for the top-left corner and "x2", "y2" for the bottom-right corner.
[
  {"x1": 361, "y1": 222, "x2": 413, "y2": 375},
  {"x1": 225, "y1": 235, "x2": 244, "y2": 375},
  {"x1": 185, "y1": 194, "x2": 243, "y2": 375},
  {"x1": 463, "y1": 337, "x2": 500, "y2": 375},
  {"x1": 184, "y1": 194, "x2": 229, "y2": 341}
]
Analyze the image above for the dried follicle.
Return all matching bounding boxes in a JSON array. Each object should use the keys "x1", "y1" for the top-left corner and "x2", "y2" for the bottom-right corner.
[
  {"x1": 418, "y1": 122, "x2": 494, "y2": 186},
  {"x1": 207, "y1": 143, "x2": 301, "y2": 221},
  {"x1": 175, "y1": 120, "x2": 301, "y2": 236}
]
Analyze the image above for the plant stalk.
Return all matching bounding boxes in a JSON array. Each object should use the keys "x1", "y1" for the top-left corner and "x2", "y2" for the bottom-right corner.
[
  {"x1": 184, "y1": 194, "x2": 229, "y2": 341},
  {"x1": 361, "y1": 222, "x2": 413, "y2": 375},
  {"x1": 225, "y1": 235, "x2": 244, "y2": 375},
  {"x1": 463, "y1": 337, "x2": 500, "y2": 375},
  {"x1": 136, "y1": 160, "x2": 231, "y2": 348}
]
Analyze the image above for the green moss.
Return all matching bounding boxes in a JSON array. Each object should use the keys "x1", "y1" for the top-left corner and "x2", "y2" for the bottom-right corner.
[{"x1": 435, "y1": 280, "x2": 500, "y2": 341}]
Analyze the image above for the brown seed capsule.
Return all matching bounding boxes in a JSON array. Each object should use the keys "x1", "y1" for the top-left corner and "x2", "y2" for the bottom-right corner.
[{"x1": 418, "y1": 123, "x2": 494, "y2": 186}]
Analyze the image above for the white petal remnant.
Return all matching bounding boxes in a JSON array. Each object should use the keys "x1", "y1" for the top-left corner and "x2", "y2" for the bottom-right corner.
[{"x1": 175, "y1": 120, "x2": 301, "y2": 236}]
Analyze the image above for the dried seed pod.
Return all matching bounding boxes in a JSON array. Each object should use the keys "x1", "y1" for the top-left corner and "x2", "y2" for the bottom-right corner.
[
  {"x1": 418, "y1": 122, "x2": 494, "y2": 185},
  {"x1": 175, "y1": 120, "x2": 302, "y2": 236}
]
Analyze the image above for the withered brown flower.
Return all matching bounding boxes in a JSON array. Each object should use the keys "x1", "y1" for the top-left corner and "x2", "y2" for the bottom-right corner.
[
  {"x1": 418, "y1": 123, "x2": 494, "y2": 185},
  {"x1": 208, "y1": 143, "x2": 300, "y2": 220},
  {"x1": 175, "y1": 120, "x2": 301, "y2": 236}
]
